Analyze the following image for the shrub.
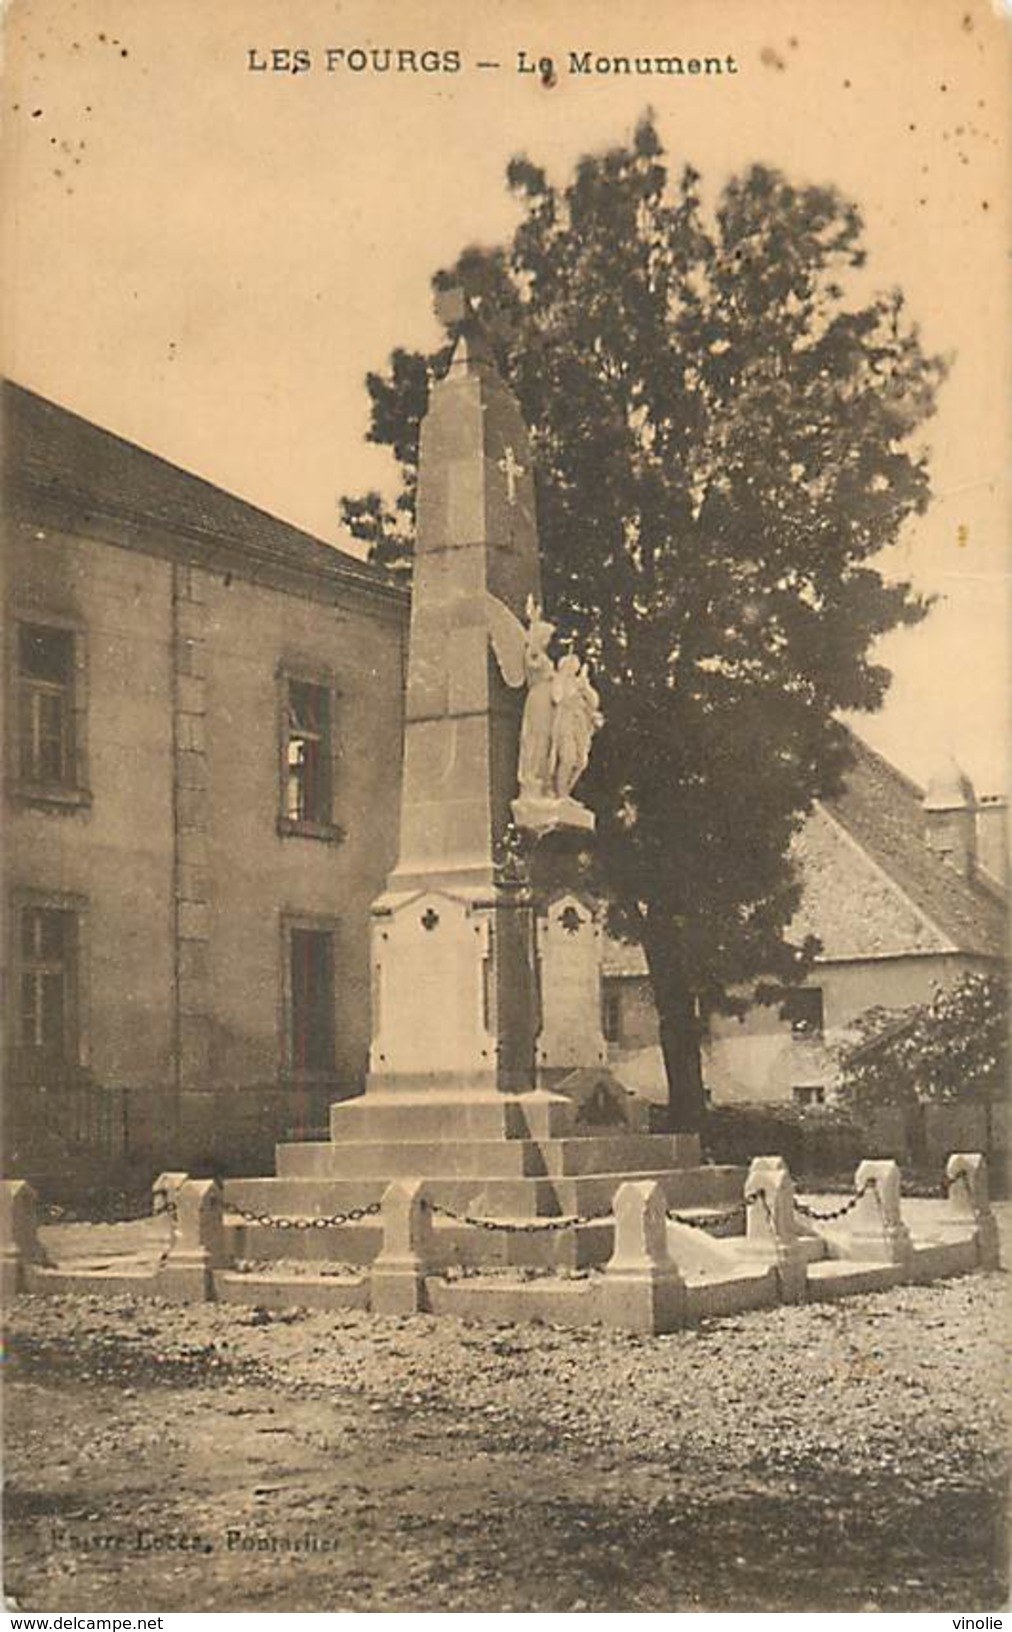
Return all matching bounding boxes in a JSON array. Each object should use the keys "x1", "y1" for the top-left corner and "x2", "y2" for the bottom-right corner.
[
  {"x1": 839, "y1": 971, "x2": 1008, "y2": 1113},
  {"x1": 703, "y1": 1100, "x2": 862, "y2": 1177}
]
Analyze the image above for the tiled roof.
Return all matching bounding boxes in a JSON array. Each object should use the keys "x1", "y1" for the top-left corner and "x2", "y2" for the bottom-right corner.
[
  {"x1": 817, "y1": 731, "x2": 1006, "y2": 960},
  {"x1": 604, "y1": 730, "x2": 1006, "y2": 972},
  {"x1": 2, "y1": 379, "x2": 405, "y2": 606}
]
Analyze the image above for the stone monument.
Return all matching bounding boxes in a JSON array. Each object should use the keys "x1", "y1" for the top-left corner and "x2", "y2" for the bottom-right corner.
[
  {"x1": 224, "y1": 292, "x2": 742, "y2": 1248},
  {"x1": 368, "y1": 287, "x2": 547, "y2": 1095}
]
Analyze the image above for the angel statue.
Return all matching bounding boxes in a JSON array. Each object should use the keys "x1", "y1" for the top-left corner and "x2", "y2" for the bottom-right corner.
[
  {"x1": 485, "y1": 591, "x2": 603, "y2": 823},
  {"x1": 549, "y1": 653, "x2": 603, "y2": 799}
]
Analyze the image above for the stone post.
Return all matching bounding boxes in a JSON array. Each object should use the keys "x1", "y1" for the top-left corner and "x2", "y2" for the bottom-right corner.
[
  {"x1": 152, "y1": 1171, "x2": 189, "y2": 1219},
  {"x1": 157, "y1": 1178, "x2": 227, "y2": 1302},
  {"x1": 837, "y1": 1160, "x2": 912, "y2": 1268},
  {"x1": 602, "y1": 1180, "x2": 687, "y2": 1334},
  {"x1": 945, "y1": 1152, "x2": 1001, "y2": 1270},
  {"x1": 743, "y1": 1156, "x2": 808, "y2": 1303},
  {"x1": 371, "y1": 1180, "x2": 433, "y2": 1316},
  {"x1": 1, "y1": 1180, "x2": 48, "y2": 1296}
]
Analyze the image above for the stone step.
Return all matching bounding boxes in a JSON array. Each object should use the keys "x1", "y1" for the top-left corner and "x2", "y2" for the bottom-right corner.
[
  {"x1": 805, "y1": 1260, "x2": 902, "y2": 1299},
  {"x1": 213, "y1": 1269, "x2": 369, "y2": 1312},
  {"x1": 223, "y1": 1213, "x2": 617, "y2": 1271},
  {"x1": 328, "y1": 1091, "x2": 578, "y2": 1146},
  {"x1": 326, "y1": 1091, "x2": 702, "y2": 1163},
  {"x1": 223, "y1": 1163, "x2": 744, "y2": 1222},
  {"x1": 276, "y1": 1133, "x2": 698, "y2": 1181}
]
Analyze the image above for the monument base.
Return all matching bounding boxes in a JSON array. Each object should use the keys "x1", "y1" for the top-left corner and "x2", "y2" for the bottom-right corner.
[
  {"x1": 512, "y1": 793, "x2": 595, "y2": 836},
  {"x1": 223, "y1": 1083, "x2": 745, "y2": 1269}
]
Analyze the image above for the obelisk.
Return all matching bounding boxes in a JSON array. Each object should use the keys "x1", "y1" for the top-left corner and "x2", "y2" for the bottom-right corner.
[{"x1": 367, "y1": 290, "x2": 542, "y2": 1096}]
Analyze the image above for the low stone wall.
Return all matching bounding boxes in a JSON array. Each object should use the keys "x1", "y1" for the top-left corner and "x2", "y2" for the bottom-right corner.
[{"x1": 2, "y1": 1153, "x2": 1001, "y2": 1336}]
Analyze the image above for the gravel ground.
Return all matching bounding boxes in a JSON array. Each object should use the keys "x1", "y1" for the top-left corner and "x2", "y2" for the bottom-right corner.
[{"x1": 3, "y1": 1209, "x2": 1009, "y2": 1613}]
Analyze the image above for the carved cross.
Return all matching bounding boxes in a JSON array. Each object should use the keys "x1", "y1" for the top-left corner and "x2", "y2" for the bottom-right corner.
[{"x1": 498, "y1": 445, "x2": 526, "y2": 506}]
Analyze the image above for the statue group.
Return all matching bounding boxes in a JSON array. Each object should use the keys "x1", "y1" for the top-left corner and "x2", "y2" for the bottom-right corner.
[{"x1": 486, "y1": 593, "x2": 603, "y2": 805}]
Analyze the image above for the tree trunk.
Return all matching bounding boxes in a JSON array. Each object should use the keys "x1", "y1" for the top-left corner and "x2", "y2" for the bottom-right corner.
[{"x1": 640, "y1": 917, "x2": 707, "y2": 1135}]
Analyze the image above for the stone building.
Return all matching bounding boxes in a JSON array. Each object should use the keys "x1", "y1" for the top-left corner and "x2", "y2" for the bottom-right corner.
[
  {"x1": 602, "y1": 734, "x2": 1008, "y2": 1108},
  {"x1": 3, "y1": 381, "x2": 407, "y2": 1189}
]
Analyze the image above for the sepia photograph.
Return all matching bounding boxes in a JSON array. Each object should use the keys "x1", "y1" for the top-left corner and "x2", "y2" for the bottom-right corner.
[{"x1": 1, "y1": 0, "x2": 1009, "y2": 1616}]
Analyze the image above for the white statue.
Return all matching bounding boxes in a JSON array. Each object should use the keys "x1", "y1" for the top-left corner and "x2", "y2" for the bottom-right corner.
[
  {"x1": 485, "y1": 592, "x2": 602, "y2": 808},
  {"x1": 550, "y1": 653, "x2": 603, "y2": 798},
  {"x1": 517, "y1": 598, "x2": 557, "y2": 799}
]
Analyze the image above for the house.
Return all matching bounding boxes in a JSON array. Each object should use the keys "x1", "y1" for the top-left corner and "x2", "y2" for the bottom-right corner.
[
  {"x1": 3, "y1": 381, "x2": 408, "y2": 1189},
  {"x1": 602, "y1": 734, "x2": 1008, "y2": 1107}
]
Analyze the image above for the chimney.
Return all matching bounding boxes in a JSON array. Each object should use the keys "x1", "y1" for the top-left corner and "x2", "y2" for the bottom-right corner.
[
  {"x1": 923, "y1": 759, "x2": 977, "y2": 879},
  {"x1": 975, "y1": 796, "x2": 1009, "y2": 889}
]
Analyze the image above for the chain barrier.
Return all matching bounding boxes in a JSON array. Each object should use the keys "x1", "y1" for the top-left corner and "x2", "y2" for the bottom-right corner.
[
  {"x1": 792, "y1": 1177, "x2": 877, "y2": 1223},
  {"x1": 666, "y1": 1194, "x2": 751, "y2": 1229},
  {"x1": 424, "y1": 1199, "x2": 612, "y2": 1234},
  {"x1": 752, "y1": 1187, "x2": 775, "y2": 1231},
  {"x1": 151, "y1": 1191, "x2": 177, "y2": 1269},
  {"x1": 228, "y1": 1200, "x2": 383, "y2": 1231}
]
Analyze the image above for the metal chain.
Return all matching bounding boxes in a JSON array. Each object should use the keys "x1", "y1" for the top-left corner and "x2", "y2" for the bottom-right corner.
[
  {"x1": 666, "y1": 1194, "x2": 751, "y2": 1229},
  {"x1": 228, "y1": 1200, "x2": 382, "y2": 1231},
  {"x1": 752, "y1": 1187, "x2": 775, "y2": 1230},
  {"x1": 793, "y1": 1178, "x2": 877, "y2": 1222},
  {"x1": 424, "y1": 1200, "x2": 612, "y2": 1234},
  {"x1": 153, "y1": 1194, "x2": 177, "y2": 1269}
]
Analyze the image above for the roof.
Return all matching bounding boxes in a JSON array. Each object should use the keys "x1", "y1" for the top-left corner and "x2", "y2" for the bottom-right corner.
[
  {"x1": 2, "y1": 379, "x2": 407, "y2": 609},
  {"x1": 604, "y1": 729, "x2": 1007, "y2": 975},
  {"x1": 923, "y1": 755, "x2": 976, "y2": 811},
  {"x1": 817, "y1": 731, "x2": 1006, "y2": 961}
]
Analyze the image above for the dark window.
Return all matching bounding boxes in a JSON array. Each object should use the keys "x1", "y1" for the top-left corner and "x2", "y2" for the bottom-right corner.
[
  {"x1": 793, "y1": 1084, "x2": 826, "y2": 1108},
  {"x1": 289, "y1": 928, "x2": 335, "y2": 1073},
  {"x1": 602, "y1": 982, "x2": 622, "y2": 1044},
  {"x1": 284, "y1": 679, "x2": 331, "y2": 825},
  {"x1": 18, "y1": 905, "x2": 78, "y2": 1062},
  {"x1": 18, "y1": 624, "x2": 75, "y2": 785},
  {"x1": 780, "y1": 987, "x2": 824, "y2": 1038}
]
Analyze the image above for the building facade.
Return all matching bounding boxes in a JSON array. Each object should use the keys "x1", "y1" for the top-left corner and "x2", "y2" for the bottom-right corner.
[
  {"x1": 602, "y1": 735, "x2": 1008, "y2": 1108},
  {"x1": 3, "y1": 382, "x2": 407, "y2": 1188}
]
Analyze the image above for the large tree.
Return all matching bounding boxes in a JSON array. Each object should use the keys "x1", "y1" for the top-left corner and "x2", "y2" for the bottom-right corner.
[{"x1": 342, "y1": 118, "x2": 947, "y2": 1132}]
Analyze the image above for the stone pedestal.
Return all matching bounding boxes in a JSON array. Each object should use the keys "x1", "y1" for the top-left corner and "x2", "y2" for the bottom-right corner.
[
  {"x1": 1, "y1": 1180, "x2": 48, "y2": 1296},
  {"x1": 158, "y1": 1178, "x2": 226, "y2": 1302},
  {"x1": 742, "y1": 1156, "x2": 808, "y2": 1302},
  {"x1": 370, "y1": 1180, "x2": 433, "y2": 1315},
  {"x1": 602, "y1": 1180, "x2": 687, "y2": 1333},
  {"x1": 943, "y1": 1152, "x2": 1001, "y2": 1270},
  {"x1": 832, "y1": 1160, "x2": 913, "y2": 1268},
  {"x1": 535, "y1": 891, "x2": 607, "y2": 1079},
  {"x1": 512, "y1": 793, "x2": 595, "y2": 836},
  {"x1": 369, "y1": 883, "x2": 538, "y2": 1095}
]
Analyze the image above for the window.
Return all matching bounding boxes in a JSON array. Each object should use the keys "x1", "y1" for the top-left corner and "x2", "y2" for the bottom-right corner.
[
  {"x1": 780, "y1": 987, "x2": 824, "y2": 1038},
  {"x1": 279, "y1": 673, "x2": 341, "y2": 838},
  {"x1": 17, "y1": 904, "x2": 79, "y2": 1069},
  {"x1": 289, "y1": 927, "x2": 336, "y2": 1074},
  {"x1": 602, "y1": 982, "x2": 622, "y2": 1044},
  {"x1": 793, "y1": 1084, "x2": 826, "y2": 1108},
  {"x1": 18, "y1": 623, "x2": 75, "y2": 786}
]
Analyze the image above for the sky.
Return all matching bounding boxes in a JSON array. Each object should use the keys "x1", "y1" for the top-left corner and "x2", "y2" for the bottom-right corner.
[{"x1": 2, "y1": 0, "x2": 1009, "y2": 794}]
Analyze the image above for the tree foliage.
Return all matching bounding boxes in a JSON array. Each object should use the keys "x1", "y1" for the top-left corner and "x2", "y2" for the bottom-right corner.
[
  {"x1": 342, "y1": 117, "x2": 948, "y2": 1129},
  {"x1": 838, "y1": 971, "x2": 1009, "y2": 1112}
]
